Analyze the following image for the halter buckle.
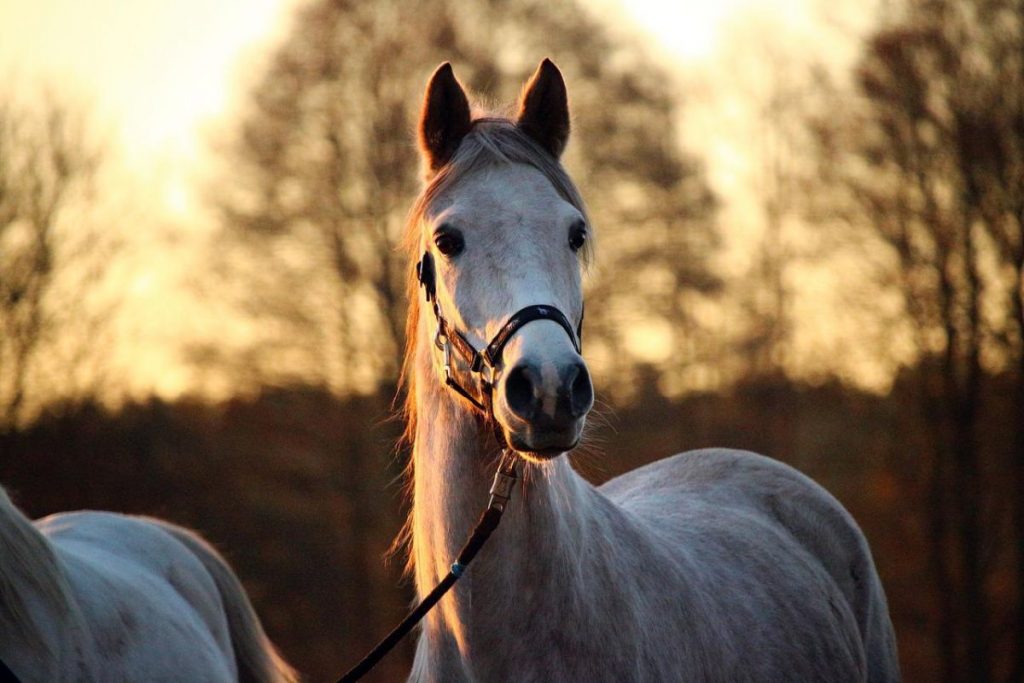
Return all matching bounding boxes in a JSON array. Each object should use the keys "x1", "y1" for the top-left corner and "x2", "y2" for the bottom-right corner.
[
  {"x1": 487, "y1": 450, "x2": 520, "y2": 511},
  {"x1": 435, "y1": 330, "x2": 453, "y2": 381}
]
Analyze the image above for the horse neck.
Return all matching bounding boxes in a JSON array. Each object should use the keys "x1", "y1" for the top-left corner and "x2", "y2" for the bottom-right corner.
[
  {"x1": 0, "y1": 491, "x2": 78, "y2": 674},
  {"x1": 408, "y1": 322, "x2": 604, "y2": 659}
]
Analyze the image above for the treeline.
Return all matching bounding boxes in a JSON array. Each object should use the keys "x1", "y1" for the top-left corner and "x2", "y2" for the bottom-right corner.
[{"x1": 3, "y1": 368, "x2": 1016, "y2": 681}]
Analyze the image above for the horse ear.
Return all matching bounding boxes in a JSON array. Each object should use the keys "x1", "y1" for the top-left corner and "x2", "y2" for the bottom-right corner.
[
  {"x1": 418, "y1": 62, "x2": 472, "y2": 174},
  {"x1": 516, "y1": 58, "x2": 570, "y2": 158}
]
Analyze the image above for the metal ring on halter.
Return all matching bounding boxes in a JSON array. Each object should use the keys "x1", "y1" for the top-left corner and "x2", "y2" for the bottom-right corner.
[{"x1": 437, "y1": 331, "x2": 453, "y2": 382}]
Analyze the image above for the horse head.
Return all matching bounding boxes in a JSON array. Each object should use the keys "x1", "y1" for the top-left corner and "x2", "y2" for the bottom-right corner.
[{"x1": 410, "y1": 59, "x2": 594, "y2": 459}]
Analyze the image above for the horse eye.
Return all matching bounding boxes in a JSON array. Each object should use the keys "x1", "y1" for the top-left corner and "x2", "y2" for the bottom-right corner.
[
  {"x1": 568, "y1": 221, "x2": 587, "y2": 252},
  {"x1": 434, "y1": 227, "x2": 464, "y2": 257}
]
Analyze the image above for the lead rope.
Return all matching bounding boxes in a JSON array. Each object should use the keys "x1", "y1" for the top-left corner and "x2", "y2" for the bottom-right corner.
[{"x1": 336, "y1": 449, "x2": 520, "y2": 683}]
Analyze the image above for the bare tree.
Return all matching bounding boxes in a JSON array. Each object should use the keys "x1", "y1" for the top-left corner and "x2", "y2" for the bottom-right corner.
[
  {"x1": 810, "y1": 1, "x2": 1024, "y2": 679},
  {"x1": 0, "y1": 93, "x2": 111, "y2": 429},
  {"x1": 713, "y1": 28, "x2": 822, "y2": 379}
]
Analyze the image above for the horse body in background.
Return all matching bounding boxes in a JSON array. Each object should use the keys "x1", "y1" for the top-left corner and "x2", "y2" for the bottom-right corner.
[
  {"x1": 401, "y1": 60, "x2": 901, "y2": 681},
  {"x1": 0, "y1": 486, "x2": 296, "y2": 683}
]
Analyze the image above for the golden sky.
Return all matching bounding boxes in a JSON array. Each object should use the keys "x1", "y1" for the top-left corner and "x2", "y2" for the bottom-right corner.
[
  {"x1": 0, "y1": 0, "x2": 837, "y2": 169},
  {"x1": 0, "y1": 0, "x2": 292, "y2": 157},
  {"x1": 0, "y1": 0, "x2": 862, "y2": 228},
  {"x1": 0, "y1": 0, "x2": 890, "y2": 405},
  {"x1": 0, "y1": 0, "x2": 808, "y2": 230}
]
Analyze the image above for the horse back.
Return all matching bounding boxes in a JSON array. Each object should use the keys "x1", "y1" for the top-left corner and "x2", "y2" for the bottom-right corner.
[{"x1": 36, "y1": 511, "x2": 240, "y2": 682}]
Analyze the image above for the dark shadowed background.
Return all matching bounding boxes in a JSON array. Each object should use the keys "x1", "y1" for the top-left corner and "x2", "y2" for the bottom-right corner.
[{"x1": 1, "y1": 0, "x2": 1021, "y2": 681}]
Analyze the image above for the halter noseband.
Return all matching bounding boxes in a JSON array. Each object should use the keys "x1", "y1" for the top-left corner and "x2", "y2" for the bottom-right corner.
[{"x1": 416, "y1": 250, "x2": 583, "y2": 422}]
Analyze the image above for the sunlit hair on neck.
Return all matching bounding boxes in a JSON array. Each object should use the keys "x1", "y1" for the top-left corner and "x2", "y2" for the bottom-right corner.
[{"x1": 390, "y1": 115, "x2": 593, "y2": 568}]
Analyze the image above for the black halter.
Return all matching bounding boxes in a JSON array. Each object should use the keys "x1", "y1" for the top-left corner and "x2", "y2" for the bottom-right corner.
[{"x1": 416, "y1": 250, "x2": 583, "y2": 420}]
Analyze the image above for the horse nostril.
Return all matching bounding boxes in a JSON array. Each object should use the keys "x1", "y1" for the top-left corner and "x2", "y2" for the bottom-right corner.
[
  {"x1": 567, "y1": 362, "x2": 593, "y2": 418},
  {"x1": 505, "y1": 363, "x2": 539, "y2": 419}
]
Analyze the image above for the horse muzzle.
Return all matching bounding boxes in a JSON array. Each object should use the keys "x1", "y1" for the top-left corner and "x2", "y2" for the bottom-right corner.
[{"x1": 496, "y1": 357, "x2": 593, "y2": 458}]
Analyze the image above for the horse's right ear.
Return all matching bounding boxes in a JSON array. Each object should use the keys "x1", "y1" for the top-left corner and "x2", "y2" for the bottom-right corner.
[
  {"x1": 418, "y1": 62, "x2": 472, "y2": 175},
  {"x1": 516, "y1": 58, "x2": 570, "y2": 159}
]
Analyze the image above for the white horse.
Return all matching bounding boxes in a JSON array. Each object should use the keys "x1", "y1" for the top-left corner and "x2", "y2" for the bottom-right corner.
[
  {"x1": 0, "y1": 486, "x2": 297, "y2": 682},
  {"x1": 399, "y1": 60, "x2": 900, "y2": 681}
]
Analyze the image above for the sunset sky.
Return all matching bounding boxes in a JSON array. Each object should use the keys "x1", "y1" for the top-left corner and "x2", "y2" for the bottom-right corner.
[
  {"x1": 1, "y1": 0, "x2": 771, "y2": 166},
  {"x1": 0, "y1": 0, "x2": 885, "y2": 404}
]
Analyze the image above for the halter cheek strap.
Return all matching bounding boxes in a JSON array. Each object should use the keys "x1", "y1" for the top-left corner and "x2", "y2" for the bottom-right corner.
[{"x1": 416, "y1": 251, "x2": 584, "y2": 422}]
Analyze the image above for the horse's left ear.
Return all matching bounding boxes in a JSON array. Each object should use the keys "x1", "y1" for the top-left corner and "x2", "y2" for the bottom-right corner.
[{"x1": 516, "y1": 58, "x2": 570, "y2": 159}]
